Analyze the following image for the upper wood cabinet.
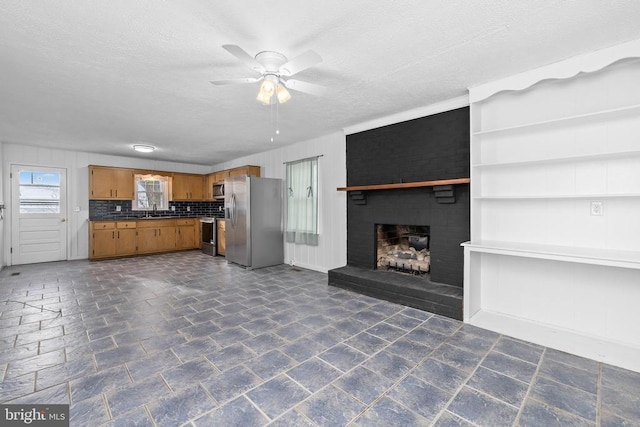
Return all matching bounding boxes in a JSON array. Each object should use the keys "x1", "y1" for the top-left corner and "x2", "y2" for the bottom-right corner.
[
  {"x1": 89, "y1": 166, "x2": 135, "y2": 200},
  {"x1": 204, "y1": 173, "x2": 218, "y2": 200},
  {"x1": 172, "y1": 173, "x2": 204, "y2": 201},
  {"x1": 203, "y1": 167, "x2": 260, "y2": 200},
  {"x1": 228, "y1": 165, "x2": 260, "y2": 178},
  {"x1": 89, "y1": 164, "x2": 259, "y2": 202}
]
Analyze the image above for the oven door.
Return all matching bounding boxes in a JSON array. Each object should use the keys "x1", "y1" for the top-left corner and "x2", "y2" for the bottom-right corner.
[{"x1": 200, "y1": 218, "x2": 216, "y2": 255}]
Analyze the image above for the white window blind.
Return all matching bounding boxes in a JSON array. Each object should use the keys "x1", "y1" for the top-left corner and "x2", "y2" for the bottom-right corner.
[{"x1": 285, "y1": 157, "x2": 319, "y2": 246}]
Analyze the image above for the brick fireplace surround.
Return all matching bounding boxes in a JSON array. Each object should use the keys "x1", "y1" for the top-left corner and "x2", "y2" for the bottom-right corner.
[{"x1": 329, "y1": 107, "x2": 470, "y2": 320}]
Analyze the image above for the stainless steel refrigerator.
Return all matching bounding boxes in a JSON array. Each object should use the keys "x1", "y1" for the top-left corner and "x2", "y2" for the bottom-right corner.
[{"x1": 224, "y1": 176, "x2": 284, "y2": 269}]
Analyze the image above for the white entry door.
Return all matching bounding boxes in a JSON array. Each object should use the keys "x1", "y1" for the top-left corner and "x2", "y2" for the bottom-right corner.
[{"x1": 11, "y1": 165, "x2": 68, "y2": 265}]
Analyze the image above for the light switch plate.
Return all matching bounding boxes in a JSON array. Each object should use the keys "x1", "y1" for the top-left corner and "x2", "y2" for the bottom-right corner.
[
  {"x1": 115, "y1": 205, "x2": 121, "y2": 212},
  {"x1": 171, "y1": 206, "x2": 175, "y2": 211},
  {"x1": 187, "y1": 206, "x2": 190, "y2": 212}
]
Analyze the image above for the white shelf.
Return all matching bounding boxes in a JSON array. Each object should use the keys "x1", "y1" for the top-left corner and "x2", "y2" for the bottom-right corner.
[
  {"x1": 473, "y1": 193, "x2": 640, "y2": 200},
  {"x1": 462, "y1": 240, "x2": 640, "y2": 269},
  {"x1": 473, "y1": 103, "x2": 640, "y2": 136},
  {"x1": 472, "y1": 150, "x2": 640, "y2": 169}
]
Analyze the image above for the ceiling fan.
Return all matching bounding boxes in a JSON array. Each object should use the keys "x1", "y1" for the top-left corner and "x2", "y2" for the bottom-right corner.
[{"x1": 210, "y1": 44, "x2": 327, "y2": 105}]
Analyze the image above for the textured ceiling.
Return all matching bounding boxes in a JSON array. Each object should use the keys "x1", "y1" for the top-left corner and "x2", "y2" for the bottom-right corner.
[{"x1": 1, "y1": 1, "x2": 639, "y2": 165}]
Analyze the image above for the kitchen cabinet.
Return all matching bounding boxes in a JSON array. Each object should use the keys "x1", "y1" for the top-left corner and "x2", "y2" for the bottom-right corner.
[
  {"x1": 137, "y1": 219, "x2": 176, "y2": 253},
  {"x1": 228, "y1": 165, "x2": 260, "y2": 178},
  {"x1": 90, "y1": 218, "x2": 202, "y2": 259},
  {"x1": 217, "y1": 219, "x2": 226, "y2": 256},
  {"x1": 204, "y1": 173, "x2": 217, "y2": 200},
  {"x1": 172, "y1": 173, "x2": 204, "y2": 201},
  {"x1": 90, "y1": 221, "x2": 137, "y2": 259},
  {"x1": 89, "y1": 166, "x2": 135, "y2": 200},
  {"x1": 90, "y1": 222, "x2": 117, "y2": 258},
  {"x1": 115, "y1": 222, "x2": 137, "y2": 256},
  {"x1": 176, "y1": 218, "x2": 198, "y2": 249},
  {"x1": 204, "y1": 167, "x2": 260, "y2": 201}
]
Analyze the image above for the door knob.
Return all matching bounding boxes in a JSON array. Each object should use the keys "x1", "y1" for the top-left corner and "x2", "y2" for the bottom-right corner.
[{"x1": 61, "y1": 218, "x2": 67, "y2": 222}]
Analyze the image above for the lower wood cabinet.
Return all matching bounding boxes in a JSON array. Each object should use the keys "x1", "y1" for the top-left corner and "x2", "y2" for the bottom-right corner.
[
  {"x1": 116, "y1": 222, "x2": 137, "y2": 256},
  {"x1": 176, "y1": 218, "x2": 197, "y2": 250},
  {"x1": 91, "y1": 222, "x2": 117, "y2": 259},
  {"x1": 90, "y1": 218, "x2": 199, "y2": 260},
  {"x1": 136, "y1": 219, "x2": 176, "y2": 254}
]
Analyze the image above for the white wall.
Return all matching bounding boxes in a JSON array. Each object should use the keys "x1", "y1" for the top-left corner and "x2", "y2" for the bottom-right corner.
[
  {"x1": 214, "y1": 131, "x2": 347, "y2": 273},
  {"x1": 2, "y1": 143, "x2": 212, "y2": 266}
]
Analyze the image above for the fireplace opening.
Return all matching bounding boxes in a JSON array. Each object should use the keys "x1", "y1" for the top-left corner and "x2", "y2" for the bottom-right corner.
[{"x1": 376, "y1": 224, "x2": 431, "y2": 278}]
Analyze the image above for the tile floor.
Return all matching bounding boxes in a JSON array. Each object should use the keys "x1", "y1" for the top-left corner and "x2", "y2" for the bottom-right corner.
[{"x1": 0, "y1": 251, "x2": 639, "y2": 426}]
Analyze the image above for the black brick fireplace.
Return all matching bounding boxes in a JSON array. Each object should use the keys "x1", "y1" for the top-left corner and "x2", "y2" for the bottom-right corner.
[{"x1": 329, "y1": 107, "x2": 469, "y2": 320}]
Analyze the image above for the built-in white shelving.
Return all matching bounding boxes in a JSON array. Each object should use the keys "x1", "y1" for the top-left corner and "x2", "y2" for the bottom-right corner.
[
  {"x1": 465, "y1": 39, "x2": 640, "y2": 373},
  {"x1": 473, "y1": 103, "x2": 640, "y2": 136},
  {"x1": 463, "y1": 240, "x2": 640, "y2": 270},
  {"x1": 474, "y1": 193, "x2": 640, "y2": 200},
  {"x1": 472, "y1": 150, "x2": 640, "y2": 169}
]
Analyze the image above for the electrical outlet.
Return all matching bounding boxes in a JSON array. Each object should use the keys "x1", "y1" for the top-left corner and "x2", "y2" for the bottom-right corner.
[
  {"x1": 590, "y1": 201, "x2": 604, "y2": 216},
  {"x1": 187, "y1": 206, "x2": 190, "y2": 212},
  {"x1": 218, "y1": 206, "x2": 223, "y2": 212},
  {"x1": 115, "y1": 205, "x2": 121, "y2": 212},
  {"x1": 171, "y1": 206, "x2": 175, "y2": 211}
]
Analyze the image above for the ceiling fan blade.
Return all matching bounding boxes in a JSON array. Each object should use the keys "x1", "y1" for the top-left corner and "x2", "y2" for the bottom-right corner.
[
  {"x1": 282, "y1": 79, "x2": 327, "y2": 97},
  {"x1": 278, "y1": 50, "x2": 322, "y2": 76},
  {"x1": 222, "y1": 44, "x2": 265, "y2": 74},
  {"x1": 210, "y1": 77, "x2": 262, "y2": 86}
]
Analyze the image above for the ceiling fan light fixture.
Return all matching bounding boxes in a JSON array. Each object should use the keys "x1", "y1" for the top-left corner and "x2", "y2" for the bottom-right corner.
[
  {"x1": 276, "y1": 84, "x2": 291, "y2": 104},
  {"x1": 133, "y1": 144, "x2": 155, "y2": 153},
  {"x1": 256, "y1": 77, "x2": 277, "y2": 105}
]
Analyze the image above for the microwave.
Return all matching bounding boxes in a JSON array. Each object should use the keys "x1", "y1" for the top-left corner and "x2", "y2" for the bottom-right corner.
[{"x1": 213, "y1": 182, "x2": 224, "y2": 199}]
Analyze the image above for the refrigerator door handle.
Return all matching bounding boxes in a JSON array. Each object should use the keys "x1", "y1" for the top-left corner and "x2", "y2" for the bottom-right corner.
[{"x1": 231, "y1": 193, "x2": 237, "y2": 228}]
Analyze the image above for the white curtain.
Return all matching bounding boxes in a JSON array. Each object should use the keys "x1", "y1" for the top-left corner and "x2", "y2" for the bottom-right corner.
[{"x1": 285, "y1": 157, "x2": 319, "y2": 245}]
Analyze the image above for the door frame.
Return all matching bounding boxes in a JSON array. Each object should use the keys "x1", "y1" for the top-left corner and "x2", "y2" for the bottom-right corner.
[{"x1": 10, "y1": 164, "x2": 69, "y2": 266}]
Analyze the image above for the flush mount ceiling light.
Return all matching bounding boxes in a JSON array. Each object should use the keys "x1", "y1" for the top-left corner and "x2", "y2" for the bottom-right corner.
[
  {"x1": 133, "y1": 144, "x2": 155, "y2": 153},
  {"x1": 211, "y1": 45, "x2": 327, "y2": 105}
]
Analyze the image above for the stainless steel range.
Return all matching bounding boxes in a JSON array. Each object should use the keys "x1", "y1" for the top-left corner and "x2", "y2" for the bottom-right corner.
[{"x1": 200, "y1": 217, "x2": 216, "y2": 256}]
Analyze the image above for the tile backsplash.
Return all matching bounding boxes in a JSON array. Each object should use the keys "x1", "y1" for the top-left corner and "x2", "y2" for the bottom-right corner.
[{"x1": 89, "y1": 200, "x2": 225, "y2": 220}]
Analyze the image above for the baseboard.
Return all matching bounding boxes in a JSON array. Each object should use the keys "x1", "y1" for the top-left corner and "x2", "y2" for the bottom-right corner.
[{"x1": 469, "y1": 309, "x2": 640, "y2": 373}]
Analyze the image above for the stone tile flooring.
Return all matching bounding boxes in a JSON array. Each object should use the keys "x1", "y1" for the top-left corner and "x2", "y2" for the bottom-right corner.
[{"x1": 0, "y1": 251, "x2": 639, "y2": 426}]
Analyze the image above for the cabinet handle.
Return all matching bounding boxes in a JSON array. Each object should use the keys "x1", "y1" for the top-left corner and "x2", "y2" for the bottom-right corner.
[
  {"x1": 155, "y1": 229, "x2": 157, "y2": 237},
  {"x1": 159, "y1": 229, "x2": 161, "y2": 236},
  {"x1": 118, "y1": 231, "x2": 120, "y2": 238},
  {"x1": 110, "y1": 189, "x2": 113, "y2": 197},
  {"x1": 115, "y1": 190, "x2": 118, "y2": 197},
  {"x1": 112, "y1": 231, "x2": 114, "y2": 239}
]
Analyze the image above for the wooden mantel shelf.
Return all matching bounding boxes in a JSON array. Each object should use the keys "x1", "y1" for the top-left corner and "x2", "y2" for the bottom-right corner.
[{"x1": 337, "y1": 178, "x2": 470, "y2": 192}]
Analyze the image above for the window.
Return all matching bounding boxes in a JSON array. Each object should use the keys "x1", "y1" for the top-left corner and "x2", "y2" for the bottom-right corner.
[
  {"x1": 285, "y1": 157, "x2": 319, "y2": 245},
  {"x1": 18, "y1": 171, "x2": 61, "y2": 213},
  {"x1": 133, "y1": 174, "x2": 169, "y2": 211}
]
